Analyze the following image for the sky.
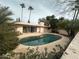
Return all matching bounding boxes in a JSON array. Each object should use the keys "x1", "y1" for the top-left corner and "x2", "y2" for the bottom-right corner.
[{"x1": 0, "y1": 0, "x2": 73, "y2": 24}]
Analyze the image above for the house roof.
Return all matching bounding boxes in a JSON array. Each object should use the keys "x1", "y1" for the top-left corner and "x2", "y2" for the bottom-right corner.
[{"x1": 13, "y1": 22, "x2": 49, "y2": 28}]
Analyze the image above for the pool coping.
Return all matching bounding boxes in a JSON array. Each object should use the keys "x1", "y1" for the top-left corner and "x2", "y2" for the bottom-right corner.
[{"x1": 13, "y1": 33, "x2": 70, "y2": 53}]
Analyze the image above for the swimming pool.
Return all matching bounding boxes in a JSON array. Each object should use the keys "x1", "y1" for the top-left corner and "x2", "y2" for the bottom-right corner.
[{"x1": 19, "y1": 34, "x2": 61, "y2": 46}]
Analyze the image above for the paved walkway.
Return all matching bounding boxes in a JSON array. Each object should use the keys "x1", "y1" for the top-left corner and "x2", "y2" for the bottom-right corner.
[{"x1": 61, "y1": 32, "x2": 79, "y2": 59}]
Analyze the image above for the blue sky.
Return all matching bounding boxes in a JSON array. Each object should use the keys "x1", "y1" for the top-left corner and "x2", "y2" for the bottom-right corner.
[{"x1": 0, "y1": 0, "x2": 73, "y2": 24}]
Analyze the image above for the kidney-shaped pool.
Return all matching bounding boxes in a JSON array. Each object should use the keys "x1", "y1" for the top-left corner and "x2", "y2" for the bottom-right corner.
[{"x1": 19, "y1": 34, "x2": 61, "y2": 46}]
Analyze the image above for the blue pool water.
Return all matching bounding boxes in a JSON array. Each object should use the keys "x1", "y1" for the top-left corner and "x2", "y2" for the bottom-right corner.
[{"x1": 19, "y1": 34, "x2": 61, "y2": 46}]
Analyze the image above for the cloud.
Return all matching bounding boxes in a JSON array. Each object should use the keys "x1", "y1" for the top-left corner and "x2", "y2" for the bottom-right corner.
[{"x1": 0, "y1": 0, "x2": 73, "y2": 24}]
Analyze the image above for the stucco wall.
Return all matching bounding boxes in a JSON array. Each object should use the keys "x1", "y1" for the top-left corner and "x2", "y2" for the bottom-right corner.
[
  {"x1": 15, "y1": 25, "x2": 23, "y2": 33},
  {"x1": 36, "y1": 27, "x2": 46, "y2": 33},
  {"x1": 16, "y1": 26, "x2": 46, "y2": 33},
  {"x1": 40, "y1": 27, "x2": 44, "y2": 33},
  {"x1": 37, "y1": 22, "x2": 45, "y2": 33},
  {"x1": 36, "y1": 27, "x2": 40, "y2": 33}
]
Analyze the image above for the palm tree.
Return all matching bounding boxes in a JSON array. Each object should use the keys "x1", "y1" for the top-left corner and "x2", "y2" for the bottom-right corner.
[
  {"x1": 67, "y1": 0, "x2": 79, "y2": 38},
  {"x1": 57, "y1": 0, "x2": 79, "y2": 38},
  {"x1": 28, "y1": 6, "x2": 34, "y2": 23},
  {"x1": 0, "y1": 6, "x2": 13, "y2": 24},
  {"x1": 56, "y1": 0, "x2": 79, "y2": 20},
  {"x1": 69, "y1": 0, "x2": 79, "y2": 20},
  {"x1": 0, "y1": 6, "x2": 18, "y2": 55},
  {"x1": 20, "y1": 3, "x2": 25, "y2": 21}
]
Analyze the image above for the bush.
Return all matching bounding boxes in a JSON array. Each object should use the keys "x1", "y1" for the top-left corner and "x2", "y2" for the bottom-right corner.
[
  {"x1": 0, "y1": 23, "x2": 18, "y2": 55},
  {"x1": 0, "y1": 30, "x2": 18, "y2": 55}
]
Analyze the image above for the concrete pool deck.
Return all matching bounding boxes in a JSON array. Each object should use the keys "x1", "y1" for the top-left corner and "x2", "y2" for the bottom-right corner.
[
  {"x1": 17, "y1": 33, "x2": 43, "y2": 40},
  {"x1": 13, "y1": 33, "x2": 70, "y2": 53},
  {"x1": 61, "y1": 32, "x2": 79, "y2": 59}
]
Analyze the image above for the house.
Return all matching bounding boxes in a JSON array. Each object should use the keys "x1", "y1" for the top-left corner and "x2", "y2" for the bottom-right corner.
[{"x1": 12, "y1": 22, "x2": 50, "y2": 34}]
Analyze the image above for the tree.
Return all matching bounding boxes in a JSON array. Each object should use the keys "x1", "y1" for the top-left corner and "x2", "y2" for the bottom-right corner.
[
  {"x1": 0, "y1": 6, "x2": 18, "y2": 55},
  {"x1": 38, "y1": 18, "x2": 49, "y2": 26},
  {"x1": 46, "y1": 15, "x2": 58, "y2": 32},
  {"x1": 63, "y1": 0, "x2": 79, "y2": 20},
  {"x1": 58, "y1": 19, "x2": 70, "y2": 29},
  {"x1": 65, "y1": 0, "x2": 79, "y2": 38},
  {"x1": 39, "y1": 15, "x2": 58, "y2": 33},
  {"x1": 59, "y1": 17, "x2": 64, "y2": 22},
  {"x1": 20, "y1": 3, "x2": 25, "y2": 21},
  {"x1": 56, "y1": 0, "x2": 79, "y2": 38},
  {"x1": 0, "y1": 6, "x2": 13, "y2": 24},
  {"x1": 28, "y1": 6, "x2": 34, "y2": 23},
  {"x1": 65, "y1": 20, "x2": 79, "y2": 38}
]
